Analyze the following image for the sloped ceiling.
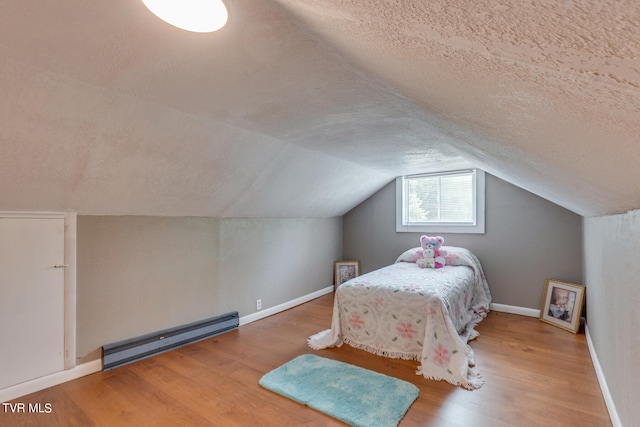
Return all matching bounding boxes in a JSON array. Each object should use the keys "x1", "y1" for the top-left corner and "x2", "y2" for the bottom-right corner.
[{"x1": 1, "y1": 0, "x2": 638, "y2": 218}]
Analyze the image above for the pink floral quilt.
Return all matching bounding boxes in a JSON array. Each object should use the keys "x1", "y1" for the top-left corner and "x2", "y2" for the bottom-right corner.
[{"x1": 308, "y1": 246, "x2": 491, "y2": 389}]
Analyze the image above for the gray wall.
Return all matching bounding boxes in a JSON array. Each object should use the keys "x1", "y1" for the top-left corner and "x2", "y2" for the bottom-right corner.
[
  {"x1": 342, "y1": 173, "x2": 583, "y2": 309},
  {"x1": 584, "y1": 210, "x2": 640, "y2": 426},
  {"x1": 76, "y1": 216, "x2": 342, "y2": 363}
]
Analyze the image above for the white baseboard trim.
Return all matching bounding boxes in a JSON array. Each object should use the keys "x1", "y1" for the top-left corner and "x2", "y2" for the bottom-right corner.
[
  {"x1": 0, "y1": 287, "x2": 335, "y2": 403},
  {"x1": 0, "y1": 359, "x2": 102, "y2": 403},
  {"x1": 239, "y1": 285, "x2": 334, "y2": 327},
  {"x1": 490, "y1": 303, "x2": 540, "y2": 318},
  {"x1": 489, "y1": 304, "x2": 619, "y2": 427},
  {"x1": 585, "y1": 324, "x2": 621, "y2": 427}
]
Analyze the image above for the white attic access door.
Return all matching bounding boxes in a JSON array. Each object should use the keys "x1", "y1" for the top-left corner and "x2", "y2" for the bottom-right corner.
[{"x1": 0, "y1": 213, "x2": 76, "y2": 391}]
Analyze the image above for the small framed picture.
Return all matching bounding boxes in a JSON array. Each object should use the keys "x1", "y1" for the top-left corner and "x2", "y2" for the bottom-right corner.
[
  {"x1": 540, "y1": 279, "x2": 585, "y2": 333},
  {"x1": 334, "y1": 260, "x2": 360, "y2": 288}
]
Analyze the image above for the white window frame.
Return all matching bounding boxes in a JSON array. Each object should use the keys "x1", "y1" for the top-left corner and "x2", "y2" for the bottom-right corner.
[{"x1": 395, "y1": 169, "x2": 485, "y2": 234}]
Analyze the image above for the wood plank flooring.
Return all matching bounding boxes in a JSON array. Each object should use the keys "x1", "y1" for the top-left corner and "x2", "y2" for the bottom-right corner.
[{"x1": 1, "y1": 293, "x2": 611, "y2": 426}]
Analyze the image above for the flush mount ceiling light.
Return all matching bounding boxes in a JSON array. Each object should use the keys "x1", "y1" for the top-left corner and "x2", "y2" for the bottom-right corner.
[{"x1": 142, "y1": 0, "x2": 229, "y2": 33}]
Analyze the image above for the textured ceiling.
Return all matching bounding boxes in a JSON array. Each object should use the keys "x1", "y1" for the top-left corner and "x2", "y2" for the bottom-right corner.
[{"x1": 1, "y1": 0, "x2": 638, "y2": 217}]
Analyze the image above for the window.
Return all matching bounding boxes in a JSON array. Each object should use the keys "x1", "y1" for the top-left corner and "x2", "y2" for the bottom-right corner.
[{"x1": 396, "y1": 169, "x2": 485, "y2": 234}]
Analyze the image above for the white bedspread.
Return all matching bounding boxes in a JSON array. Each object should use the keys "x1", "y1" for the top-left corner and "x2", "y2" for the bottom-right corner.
[{"x1": 308, "y1": 247, "x2": 491, "y2": 389}]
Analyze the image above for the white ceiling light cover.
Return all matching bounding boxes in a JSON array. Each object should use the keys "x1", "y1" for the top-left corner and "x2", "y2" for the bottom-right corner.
[{"x1": 142, "y1": 0, "x2": 228, "y2": 33}]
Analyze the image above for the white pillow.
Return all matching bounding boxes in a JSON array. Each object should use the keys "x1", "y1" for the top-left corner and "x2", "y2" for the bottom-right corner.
[{"x1": 394, "y1": 247, "x2": 423, "y2": 263}]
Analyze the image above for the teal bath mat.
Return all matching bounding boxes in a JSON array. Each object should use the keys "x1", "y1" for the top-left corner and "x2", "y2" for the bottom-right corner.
[{"x1": 259, "y1": 354, "x2": 419, "y2": 427}]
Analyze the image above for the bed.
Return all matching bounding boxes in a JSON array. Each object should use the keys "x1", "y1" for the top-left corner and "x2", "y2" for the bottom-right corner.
[{"x1": 308, "y1": 246, "x2": 492, "y2": 389}]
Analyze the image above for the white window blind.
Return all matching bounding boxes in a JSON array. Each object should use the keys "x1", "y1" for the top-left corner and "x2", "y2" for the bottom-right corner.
[
  {"x1": 406, "y1": 170, "x2": 475, "y2": 224},
  {"x1": 396, "y1": 169, "x2": 485, "y2": 234}
]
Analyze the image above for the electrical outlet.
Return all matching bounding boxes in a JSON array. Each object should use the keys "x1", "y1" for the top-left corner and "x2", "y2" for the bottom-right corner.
[{"x1": 256, "y1": 299, "x2": 262, "y2": 311}]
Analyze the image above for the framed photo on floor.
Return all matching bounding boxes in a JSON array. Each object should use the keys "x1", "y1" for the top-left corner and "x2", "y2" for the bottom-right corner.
[
  {"x1": 334, "y1": 260, "x2": 360, "y2": 289},
  {"x1": 540, "y1": 279, "x2": 585, "y2": 333}
]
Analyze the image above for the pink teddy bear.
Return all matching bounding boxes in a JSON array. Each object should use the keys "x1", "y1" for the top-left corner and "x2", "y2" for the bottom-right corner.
[{"x1": 417, "y1": 235, "x2": 446, "y2": 268}]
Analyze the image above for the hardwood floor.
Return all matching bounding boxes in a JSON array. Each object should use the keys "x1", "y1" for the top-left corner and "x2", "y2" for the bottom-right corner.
[{"x1": 1, "y1": 293, "x2": 611, "y2": 426}]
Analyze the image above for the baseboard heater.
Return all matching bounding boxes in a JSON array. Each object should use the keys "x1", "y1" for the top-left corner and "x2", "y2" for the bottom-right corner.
[{"x1": 102, "y1": 311, "x2": 239, "y2": 371}]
